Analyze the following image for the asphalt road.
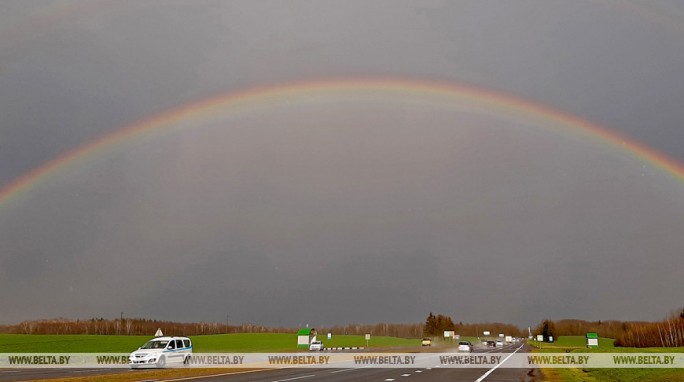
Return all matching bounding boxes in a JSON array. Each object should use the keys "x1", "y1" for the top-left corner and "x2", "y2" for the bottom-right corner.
[
  {"x1": 0, "y1": 343, "x2": 540, "y2": 382},
  {"x1": 169, "y1": 343, "x2": 540, "y2": 382},
  {"x1": 0, "y1": 368, "x2": 133, "y2": 382}
]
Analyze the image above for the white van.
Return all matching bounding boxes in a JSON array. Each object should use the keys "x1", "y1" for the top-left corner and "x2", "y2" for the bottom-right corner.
[{"x1": 129, "y1": 336, "x2": 192, "y2": 368}]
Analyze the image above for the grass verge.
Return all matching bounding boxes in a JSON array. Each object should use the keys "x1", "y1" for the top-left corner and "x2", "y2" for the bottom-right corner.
[
  {"x1": 0, "y1": 333, "x2": 420, "y2": 353},
  {"x1": 530, "y1": 336, "x2": 684, "y2": 382}
]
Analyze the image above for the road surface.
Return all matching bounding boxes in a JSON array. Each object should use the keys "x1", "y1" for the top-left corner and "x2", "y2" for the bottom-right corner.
[{"x1": 0, "y1": 342, "x2": 540, "y2": 382}]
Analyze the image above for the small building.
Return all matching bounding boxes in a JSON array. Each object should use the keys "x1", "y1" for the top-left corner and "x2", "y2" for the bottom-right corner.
[
  {"x1": 297, "y1": 328, "x2": 317, "y2": 349},
  {"x1": 586, "y1": 332, "x2": 599, "y2": 348}
]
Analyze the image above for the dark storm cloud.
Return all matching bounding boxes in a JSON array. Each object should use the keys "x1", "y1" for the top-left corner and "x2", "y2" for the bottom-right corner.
[
  {"x1": 1, "y1": 0, "x2": 684, "y2": 327},
  {"x1": 143, "y1": 247, "x2": 444, "y2": 326}
]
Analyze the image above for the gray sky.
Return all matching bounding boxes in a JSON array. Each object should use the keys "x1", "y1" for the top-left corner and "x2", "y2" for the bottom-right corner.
[{"x1": 1, "y1": 0, "x2": 684, "y2": 328}]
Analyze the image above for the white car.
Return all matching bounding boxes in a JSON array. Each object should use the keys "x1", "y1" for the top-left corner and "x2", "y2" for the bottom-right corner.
[
  {"x1": 129, "y1": 336, "x2": 192, "y2": 368},
  {"x1": 457, "y1": 341, "x2": 473, "y2": 352},
  {"x1": 309, "y1": 341, "x2": 324, "y2": 351},
  {"x1": 496, "y1": 340, "x2": 504, "y2": 347}
]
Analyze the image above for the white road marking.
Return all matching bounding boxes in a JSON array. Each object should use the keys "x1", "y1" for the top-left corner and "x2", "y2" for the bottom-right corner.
[
  {"x1": 162, "y1": 369, "x2": 269, "y2": 381},
  {"x1": 414, "y1": 370, "x2": 422, "y2": 373},
  {"x1": 272, "y1": 375, "x2": 316, "y2": 382},
  {"x1": 401, "y1": 373, "x2": 411, "y2": 377},
  {"x1": 330, "y1": 368, "x2": 355, "y2": 374},
  {"x1": 475, "y1": 344, "x2": 524, "y2": 382},
  {"x1": 384, "y1": 379, "x2": 395, "y2": 381}
]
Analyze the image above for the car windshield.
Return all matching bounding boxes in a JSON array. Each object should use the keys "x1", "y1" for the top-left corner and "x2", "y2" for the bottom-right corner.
[{"x1": 141, "y1": 340, "x2": 168, "y2": 349}]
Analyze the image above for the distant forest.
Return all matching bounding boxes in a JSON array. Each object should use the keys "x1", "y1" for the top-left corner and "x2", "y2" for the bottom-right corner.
[
  {"x1": 531, "y1": 309, "x2": 684, "y2": 347},
  {"x1": 0, "y1": 318, "x2": 426, "y2": 339},
  {"x1": 1, "y1": 308, "x2": 682, "y2": 348}
]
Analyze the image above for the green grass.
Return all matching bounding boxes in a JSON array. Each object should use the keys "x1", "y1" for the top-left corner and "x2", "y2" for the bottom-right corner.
[
  {"x1": 0, "y1": 334, "x2": 151, "y2": 353},
  {"x1": 530, "y1": 337, "x2": 684, "y2": 381},
  {"x1": 192, "y1": 333, "x2": 298, "y2": 352},
  {"x1": 577, "y1": 368, "x2": 684, "y2": 382},
  {"x1": 565, "y1": 346, "x2": 684, "y2": 382},
  {"x1": 192, "y1": 333, "x2": 419, "y2": 352},
  {"x1": 0, "y1": 333, "x2": 420, "y2": 353},
  {"x1": 545, "y1": 366, "x2": 684, "y2": 382},
  {"x1": 529, "y1": 335, "x2": 614, "y2": 351}
]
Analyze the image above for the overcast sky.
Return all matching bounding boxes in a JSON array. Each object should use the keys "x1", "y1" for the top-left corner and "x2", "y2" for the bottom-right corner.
[{"x1": 1, "y1": 0, "x2": 684, "y2": 328}]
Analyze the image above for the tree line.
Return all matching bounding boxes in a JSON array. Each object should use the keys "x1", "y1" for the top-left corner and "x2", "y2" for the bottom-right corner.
[
  {"x1": 3, "y1": 307, "x2": 682, "y2": 347},
  {"x1": 316, "y1": 323, "x2": 424, "y2": 338},
  {"x1": 533, "y1": 309, "x2": 684, "y2": 347},
  {"x1": 422, "y1": 312, "x2": 524, "y2": 338},
  {"x1": 0, "y1": 314, "x2": 522, "y2": 340},
  {"x1": 0, "y1": 318, "x2": 424, "y2": 338},
  {"x1": 0, "y1": 318, "x2": 292, "y2": 336}
]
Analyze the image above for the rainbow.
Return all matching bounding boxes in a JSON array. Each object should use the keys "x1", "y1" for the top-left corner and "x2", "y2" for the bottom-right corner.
[{"x1": 2, "y1": 77, "x2": 684, "y2": 210}]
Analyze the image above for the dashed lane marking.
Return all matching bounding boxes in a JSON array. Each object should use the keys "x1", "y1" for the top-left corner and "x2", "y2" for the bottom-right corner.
[{"x1": 272, "y1": 375, "x2": 316, "y2": 382}]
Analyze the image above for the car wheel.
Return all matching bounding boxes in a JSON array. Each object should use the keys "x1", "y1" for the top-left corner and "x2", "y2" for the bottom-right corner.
[{"x1": 156, "y1": 355, "x2": 166, "y2": 368}]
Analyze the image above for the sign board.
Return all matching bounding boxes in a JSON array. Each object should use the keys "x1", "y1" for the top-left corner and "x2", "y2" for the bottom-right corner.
[
  {"x1": 296, "y1": 328, "x2": 316, "y2": 349},
  {"x1": 444, "y1": 331, "x2": 454, "y2": 338},
  {"x1": 327, "y1": 333, "x2": 332, "y2": 340},
  {"x1": 537, "y1": 335, "x2": 544, "y2": 342},
  {"x1": 549, "y1": 336, "x2": 554, "y2": 343},
  {"x1": 587, "y1": 332, "x2": 599, "y2": 347},
  {"x1": 365, "y1": 334, "x2": 371, "y2": 341},
  {"x1": 483, "y1": 331, "x2": 490, "y2": 336},
  {"x1": 499, "y1": 333, "x2": 505, "y2": 338}
]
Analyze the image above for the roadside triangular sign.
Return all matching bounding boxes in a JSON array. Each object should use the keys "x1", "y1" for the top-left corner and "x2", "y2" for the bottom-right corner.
[{"x1": 154, "y1": 328, "x2": 163, "y2": 337}]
